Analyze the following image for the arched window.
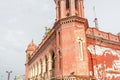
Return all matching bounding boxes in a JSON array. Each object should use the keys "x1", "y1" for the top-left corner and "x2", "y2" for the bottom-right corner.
[
  {"x1": 75, "y1": 0, "x2": 78, "y2": 9},
  {"x1": 45, "y1": 56, "x2": 48, "y2": 72},
  {"x1": 66, "y1": 0, "x2": 70, "y2": 9},
  {"x1": 52, "y1": 52, "x2": 55, "y2": 69},
  {"x1": 58, "y1": 32, "x2": 61, "y2": 46},
  {"x1": 50, "y1": 51, "x2": 55, "y2": 77},
  {"x1": 78, "y1": 39, "x2": 83, "y2": 60},
  {"x1": 58, "y1": 1, "x2": 60, "y2": 7},
  {"x1": 59, "y1": 51, "x2": 62, "y2": 70}
]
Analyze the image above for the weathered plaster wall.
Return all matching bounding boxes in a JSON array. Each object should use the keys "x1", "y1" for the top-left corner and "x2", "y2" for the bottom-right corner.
[{"x1": 88, "y1": 45, "x2": 120, "y2": 80}]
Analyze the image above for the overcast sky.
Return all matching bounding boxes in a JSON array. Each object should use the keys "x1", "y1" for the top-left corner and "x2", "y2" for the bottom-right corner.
[{"x1": 0, "y1": 0, "x2": 120, "y2": 80}]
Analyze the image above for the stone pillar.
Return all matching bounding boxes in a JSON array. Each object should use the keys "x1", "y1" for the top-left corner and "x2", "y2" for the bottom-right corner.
[
  {"x1": 37, "y1": 62, "x2": 39, "y2": 76},
  {"x1": 33, "y1": 66, "x2": 35, "y2": 77},
  {"x1": 39, "y1": 61, "x2": 42, "y2": 80},
  {"x1": 60, "y1": 0, "x2": 66, "y2": 19},
  {"x1": 33, "y1": 67, "x2": 34, "y2": 77},
  {"x1": 30, "y1": 69, "x2": 32, "y2": 79},
  {"x1": 70, "y1": 0, "x2": 75, "y2": 16},
  {"x1": 78, "y1": 0, "x2": 84, "y2": 17},
  {"x1": 39, "y1": 61, "x2": 41, "y2": 75},
  {"x1": 48, "y1": 60, "x2": 52, "y2": 78},
  {"x1": 42, "y1": 59, "x2": 46, "y2": 77}
]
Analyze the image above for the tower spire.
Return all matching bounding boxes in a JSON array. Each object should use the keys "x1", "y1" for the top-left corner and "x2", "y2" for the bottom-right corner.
[{"x1": 93, "y1": 6, "x2": 99, "y2": 29}]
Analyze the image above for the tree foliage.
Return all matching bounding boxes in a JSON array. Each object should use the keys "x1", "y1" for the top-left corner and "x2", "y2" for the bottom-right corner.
[{"x1": 45, "y1": 26, "x2": 51, "y2": 35}]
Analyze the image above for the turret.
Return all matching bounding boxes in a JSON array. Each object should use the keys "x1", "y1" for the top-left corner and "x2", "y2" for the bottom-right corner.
[
  {"x1": 26, "y1": 40, "x2": 37, "y2": 62},
  {"x1": 55, "y1": 0, "x2": 84, "y2": 21}
]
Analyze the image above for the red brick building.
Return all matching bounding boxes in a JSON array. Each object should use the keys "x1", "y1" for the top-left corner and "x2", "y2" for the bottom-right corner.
[{"x1": 25, "y1": 0, "x2": 120, "y2": 80}]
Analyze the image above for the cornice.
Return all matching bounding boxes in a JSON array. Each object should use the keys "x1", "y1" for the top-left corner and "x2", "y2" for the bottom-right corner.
[
  {"x1": 53, "y1": 16, "x2": 89, "y2": 30},
  {"x1": 87, "y1": 34, "x2": 120, "y2": 46}
]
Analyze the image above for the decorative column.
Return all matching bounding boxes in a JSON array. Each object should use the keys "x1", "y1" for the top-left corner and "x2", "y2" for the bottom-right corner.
[
  {"x1": 78, "y1": 0, "x2": 84, "y2": 17},
  {"x1": 48, "y1": 55, "x2": 53, "y2": 79},
  {"x1": 39, "y1": 61, "x2": 41, "y2": 75},
  {"x1": 56, "y1": 0, "x2": 60, "y2": 21},
  {"x1": 32, "y1": 67, "x2": 34, "y2": 79},
  {"x1": 34, "y1": 66, "x2": 35, "y2": 78},
  {"x1": 70, "y1": 0, "x2": 75, "y2": 16},
  {"x1": 37, "y1": 62, "x2": 39, "y2": 78},
  {"x1": 42, "y1": 58, "x2": 46, "y2": 77},
  {"x1": 60, "y1": 0, "x2": 66, "y2": 19}
]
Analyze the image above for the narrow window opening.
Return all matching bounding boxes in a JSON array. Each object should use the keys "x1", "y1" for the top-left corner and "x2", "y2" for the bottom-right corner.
[
  {"x1": 52, "y1": 53, "x2": 55, "y2": 69},
  {"x1": 78, "y1": 39, "x2": 83, "y2": 60},
  {"x1": 59, "y1": 51, "x2": 62, "y2": 70},
  {"x1": 45, "y1": 56, "x2": 48, "y2": 72},
  {"x1": 58, "y1": 1, "x2": 60, "y2": 6},
  {"x1": 75, "y1": 0, "x2": 78, "y2": 9},
  {"x1": 66, "y1": 0, "x2": 70, "y2": 9},
  {"x1": 58, "y1": 32, "x2": 61, "y2": 46},
  {"x1": 51, "y1": 52, "x2": 55, "y2": 77}
]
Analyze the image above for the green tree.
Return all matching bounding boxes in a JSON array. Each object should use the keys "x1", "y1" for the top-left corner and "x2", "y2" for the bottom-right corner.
[{"x1": 45, "y1": 26, "x2": 51, "y2": 35}]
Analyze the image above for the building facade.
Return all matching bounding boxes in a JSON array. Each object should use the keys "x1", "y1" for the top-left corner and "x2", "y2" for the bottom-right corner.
[{"x1": 25, "y1": 0, "x2": 120, "y2": 80}]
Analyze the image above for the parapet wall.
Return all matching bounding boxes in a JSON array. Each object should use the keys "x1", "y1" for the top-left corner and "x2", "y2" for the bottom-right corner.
[{"x1": 86, "y1": 28, "x2": 120, "y2": 43}]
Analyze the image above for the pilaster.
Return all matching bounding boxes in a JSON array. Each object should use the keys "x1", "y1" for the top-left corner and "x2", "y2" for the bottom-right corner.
[
  {"x1": 78, "y1": 0, "x2": 84, "y2": 17},
  {"x1": 60, "y1": 0, "x2": 66, "y2": 19},
  {"x1": 70, "y1": 0, "x2": 75, "y2": 16}
]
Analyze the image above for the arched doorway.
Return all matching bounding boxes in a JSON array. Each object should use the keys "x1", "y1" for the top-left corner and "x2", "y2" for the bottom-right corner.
[
  {"x1": 50, "y1": 50, "x2": 56, "y2": 78},
  {"x1": 44, "y1": 55, "x2": 48, "y2": 79}
]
